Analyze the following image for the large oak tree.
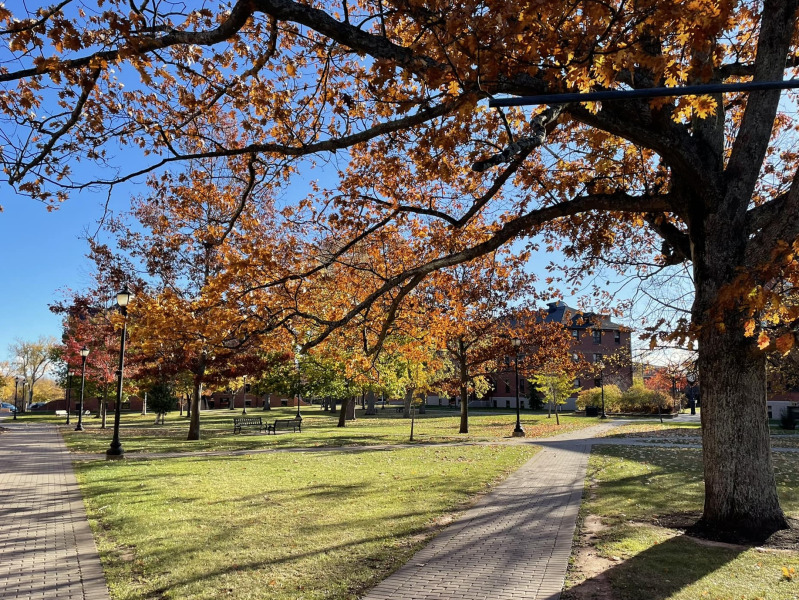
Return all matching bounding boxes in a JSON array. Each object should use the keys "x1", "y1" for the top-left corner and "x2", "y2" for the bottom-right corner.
[{"x1": 2, "y1": 0, "x2": 798, "y2": 538}]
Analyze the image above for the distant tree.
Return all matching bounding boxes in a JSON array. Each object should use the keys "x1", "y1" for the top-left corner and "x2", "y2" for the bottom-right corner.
[
  {"x1": 147, "y1": 381, "x2": 177, "y2": 425},
  {"x1": 9, "y1": 336, "x2": 58, "y2": 411},
  {"x1": 530, "y1": 372, "x2": 580, "y2": 425}
]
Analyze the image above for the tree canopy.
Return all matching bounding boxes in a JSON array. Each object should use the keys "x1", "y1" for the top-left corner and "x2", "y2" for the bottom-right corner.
[{"x1": 3, "y1": 0, "x2": 799, "y2": 538}]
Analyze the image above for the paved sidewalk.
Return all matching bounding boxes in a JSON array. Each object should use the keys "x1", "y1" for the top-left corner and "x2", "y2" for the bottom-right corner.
[
  {"x1": 362, "y1": 423, "x2": 618, "y2": 600},
  {"x1": 0, "y1": 421, "x2": 110, "y2": 600}
]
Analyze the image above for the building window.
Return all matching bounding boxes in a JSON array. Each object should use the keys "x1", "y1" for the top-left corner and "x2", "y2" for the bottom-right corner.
[
  {"x1": 614, "y1": 330, "x2": 621, "y2": 344},
  {"x1": 520, "y1": 379, "x2": 525, "y2": 392},
  {"x1": 594, "y1": 377, "x2": 602, "y2": 387},
  {"x1": 571, "y1": 329, "x2": 579, "y2": 339},
  {"x1": 504, "y1": 356, "x2": 510, "y2": 366},
  {"x1": 768, "y1": 405, "x2": 773, "y2": 419},
  {"x1": 593, "y1": 330, "x2": 602, "y2": 344},
  {"x1": 575, "y1": 378, "x2": 581, "y2": 387},
  {"x1": 505, "y1": 381, "x2": 511, "y2": 393},
  {"x1": 593, "y1": 353, "x2": 603, "y2": 363}
]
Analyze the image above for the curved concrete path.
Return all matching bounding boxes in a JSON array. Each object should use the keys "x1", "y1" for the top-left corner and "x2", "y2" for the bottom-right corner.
[
  {"x1": 0, "y1": 421, "x2": 110, "y2": 600},
  {"x1": 362, "y1": 422, "x2": 619, "y2": 600}
]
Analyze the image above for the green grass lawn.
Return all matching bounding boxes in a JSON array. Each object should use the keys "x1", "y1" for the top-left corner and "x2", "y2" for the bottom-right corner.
[
  {"x1": 564, "y1": 445, "x2": 799, "y2": 600},
  {"x1": 75, "y1": 443, "x2": 539, "y2": 599},
  {"x1": 12, "y1": 407, "x2": 602, "y2": 454}
]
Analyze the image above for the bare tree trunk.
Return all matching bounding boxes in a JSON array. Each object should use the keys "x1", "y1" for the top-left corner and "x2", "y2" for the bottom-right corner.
[
  {"x1": 101, "y1": 386, "x2": 108, "y2": 429},
  {"x1": 692, "y1": 190, "x2": 789, "y2": 538},
  {"x1": 696, "y1": 320, "x2": 787, "y2": 537},
  {"x1": 337, "y1": 397, "x2": 349, "y2": 427},
  {"x1": 365, "y1": 391, "x2": 377, "y2": 415},
  {"x1": 346, "y1": 395, "x2": 356, "y2": 420},
  {"x1": 459, "y1": 340, "x2": 469, "y2": 433},
  {"x1": 403, "y1": 389, "x2": 413, "y2": 418},
  {"x1": 187, "y1": 377, "x2": 203, "y2": 440},
  {"x1": 418, "y1": 391, "x2": 426, "y2": 414}
]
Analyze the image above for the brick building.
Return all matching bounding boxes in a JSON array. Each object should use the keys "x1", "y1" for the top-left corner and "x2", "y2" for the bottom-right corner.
[{"x1": 487, "y1": 302, "x2": 634, "y2": 410}]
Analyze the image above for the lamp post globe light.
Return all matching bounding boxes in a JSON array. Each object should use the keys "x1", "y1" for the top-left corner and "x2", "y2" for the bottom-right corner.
[
  {"x1": 512, "y1": 337, "x2": 525, "y2": 437},
  {"x1": 13, "y1": 376, "x2": 19, "y2": 421},
  {"x1": 107, "y1": 285, "x2": 131, "y2": 459},
  {"x1": 75, "y1": 346, "x2": 90, "y2": 431}
]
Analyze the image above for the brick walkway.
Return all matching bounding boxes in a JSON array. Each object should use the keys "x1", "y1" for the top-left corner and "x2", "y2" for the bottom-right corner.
[
  {"x1": 362, "y1": 423, "x2": 617, "y2": 600},
  {"x1": 0, "y1": 421, "x2": 110, "y2": 600}
]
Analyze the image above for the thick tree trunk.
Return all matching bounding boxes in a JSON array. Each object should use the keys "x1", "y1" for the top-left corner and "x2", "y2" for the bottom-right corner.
[
  {"x1": 337, "y1": 397, "x2": 349, "y2": 427},
  {"x1": 187, "y1": 378, "x2": 202, "y2": 440},
  {"x1": 365, "y1": 391, "x2": 377, "y2": 415},
  {"x1": 403, "y1": 389, "x2": 413, "y2": 418},
  {"x1": 459, "y1": 340, "x2": 469, "y2": 433},
  {"x1": 346, "y1": 395, "x2": 356, "y2": 420},
  {"x1": 697, "y1": 322, "x2": 787, "y2": 537},
  {"x1": 692, "y1": 193, "x2": 789, "y2": 538}
]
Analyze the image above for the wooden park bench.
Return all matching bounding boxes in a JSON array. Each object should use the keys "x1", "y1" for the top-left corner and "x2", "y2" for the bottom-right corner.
[
  {"x1": 267, "y1": 418, "x2": 302, "y2": 434},
  {"x1": 233, "y1": 416, "x2": 265, "y2": 434}
]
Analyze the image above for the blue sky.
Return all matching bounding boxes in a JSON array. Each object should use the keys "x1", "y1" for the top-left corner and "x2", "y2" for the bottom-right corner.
[{"x1": 0, "y1": 189, "x2": 116, "y2": 358}]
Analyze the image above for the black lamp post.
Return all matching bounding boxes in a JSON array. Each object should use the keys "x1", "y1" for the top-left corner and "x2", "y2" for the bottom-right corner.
[
  {"x1": 295, "y1": 348, "x2": 302, "y2": 419},
  {"x1": 686, "y1": 372, "x2": 697, "y2": 415},
  {"x1": 66, "y1": 370, "x2": 73, "y2": 425},
  {"x1": 242, "y1": 375, "x2": 248, "y2": 415},
  {"x1": 20, "y1": 379, "x2": 26, "y2": 414},
  {"x1": 598, "y1": 362, "x2": 607, "y2": 419},
  {"x1": 107, "y1": 285, "x2": 131, "y2": 459},
  {"x1": 512, "y1": 337, "x2": 525, "y2": 437},
  {"x1": 13, "y1": 376, "x2": 19, "y2": 420},
  {"x1": 76, "y1": 346, "x2": 90, "y2": 431}
]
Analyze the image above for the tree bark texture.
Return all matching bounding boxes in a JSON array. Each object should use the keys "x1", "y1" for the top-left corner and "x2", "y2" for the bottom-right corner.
[
  {"x1": 346, "y1": 395, "x2": 356, "y2": 420},
  {"x1": 692, "y1": 183, "x2": 789, "y2": 536},
  {"x1": 337, "y1": 397, "x2": 349, "y2": 427},
  {"x1": 365, "y1": 391, "x2": 377, "y2": 415},
  {"x1": 403, "y1": 389, "x2": 413, "y2": 418},
  {"x1": 459, "y1": 340, "x2": 469, "y2": 433},
  {"x1": 187, "y1": 378, "x2": 203, "y2": 440}
]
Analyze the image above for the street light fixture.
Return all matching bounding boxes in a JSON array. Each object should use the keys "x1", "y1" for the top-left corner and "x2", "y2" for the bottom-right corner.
[
  {"x1": 242, "y1": 375, "x2": 248, "y2": 415},
  {"x1": 295, "y1": 347, "x2": 302, "y2": 420},
  {"x1": 65, "y1": 368, "x2": 73, "y2": 425},
  {"x1": 512, "y1": 337, "x2": 525, "y2": 437},
  {"x1": 686, "y1": 372, "x2": 698, "y2": 415},
  {"x1": 13, "y1": 376, "x2": 19, "y2": 421},
  {"x1": 20, "y1": 379, "x2": 26, "y2": 415},
  {"x1": 598, "y1": 361, "x2": 607, "y2": 419},
  {"x1": 107, "y1": 284, "x2": 131, "y2": 459},
  {"x1": 76, "y1": 346, "x2": 90, "y2": 431}
]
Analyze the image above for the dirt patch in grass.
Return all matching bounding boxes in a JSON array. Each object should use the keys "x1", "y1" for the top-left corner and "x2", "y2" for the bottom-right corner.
[{"x1": 562, "y1": 515, "x2": 616, "y2": 600}]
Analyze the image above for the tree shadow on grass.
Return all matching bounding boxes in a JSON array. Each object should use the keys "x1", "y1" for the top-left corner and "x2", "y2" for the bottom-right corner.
[{"x1": 565, "y1": 533, "x2": 745, "y2": 600}]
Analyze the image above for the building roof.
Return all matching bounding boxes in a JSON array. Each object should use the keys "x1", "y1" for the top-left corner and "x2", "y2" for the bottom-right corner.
[{"x1": 543, "y1": 301, "x2": 624, "y2": 331}]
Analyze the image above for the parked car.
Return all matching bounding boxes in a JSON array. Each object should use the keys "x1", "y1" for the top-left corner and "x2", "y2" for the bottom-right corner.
[
  {"x1": 0, "y1": 402, "x2": 18, "y2": 412},
  {"x1": 29, "y1": 402, "x2": 49, "y2": 411}
]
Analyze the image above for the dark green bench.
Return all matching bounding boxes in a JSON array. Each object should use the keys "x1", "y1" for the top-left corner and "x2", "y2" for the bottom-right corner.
[
  {"x1": 233, "y1": 416, "x2": 265, "y2": 434},
  {"x1": 267, "y1": 418, "x2": 302, "y2": 434}
]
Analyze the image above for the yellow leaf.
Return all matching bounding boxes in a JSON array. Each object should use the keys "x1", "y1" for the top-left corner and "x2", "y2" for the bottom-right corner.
[
  {"x1": 285, "y1": 63, "x2": 296, "y2": 77},
  {"x1": 744, "y1": 319, "x2": 756, "y2": 337}
]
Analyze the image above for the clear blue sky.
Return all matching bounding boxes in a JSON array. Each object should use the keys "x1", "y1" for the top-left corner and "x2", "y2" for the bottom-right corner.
[{"x1": 0, "y1": 189, "x2": 115, "y2": 358}]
